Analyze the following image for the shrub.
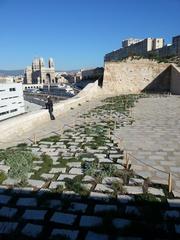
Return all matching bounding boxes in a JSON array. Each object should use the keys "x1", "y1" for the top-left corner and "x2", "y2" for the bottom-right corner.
[
  {"x1": 4, "y1": 149, "x2": 34, "y2": 182},
  {"x1": 111, "y1": 180, "x2": 125, "y2": 195}
]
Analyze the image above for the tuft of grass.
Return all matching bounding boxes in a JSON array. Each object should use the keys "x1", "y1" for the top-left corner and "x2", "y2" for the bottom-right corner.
[
  {"x1": 114, "y1": 169, "x2": 134, "y2": 185},
  {"x1": 31, "y1": 153, "x2": 53, "y2": 180},
  {"x1": 16, "y1": 143, "x2": 28, "y2": 148},
  {"x1": 0, "y1": 171, "x2": 7, "y2": 184},
  {"x1": 64, "y1": 176, "x2": 90, "y2": 196},
  {"x1": 40, "y1": 135, "x2": 60, "y2": 143},
  {"x1": 111, "y1": 180, "x2": 125, "y2": 195},
  {"x1": 3, "y1": 149, "x2": 34, "y2": 182}
]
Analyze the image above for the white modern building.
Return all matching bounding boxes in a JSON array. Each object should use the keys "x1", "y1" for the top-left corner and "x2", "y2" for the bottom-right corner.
[{"x1": 0, "y1": 83, "x2": 25, "y2": 121}]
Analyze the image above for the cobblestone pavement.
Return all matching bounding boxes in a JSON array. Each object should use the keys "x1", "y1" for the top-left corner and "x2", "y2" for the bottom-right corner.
[
  {"x1": 0, "y1": 95, "x2": 180, "y2": 239},
  {"x1": 116, "y1": 95, "x2": 180, "y2": 193}
]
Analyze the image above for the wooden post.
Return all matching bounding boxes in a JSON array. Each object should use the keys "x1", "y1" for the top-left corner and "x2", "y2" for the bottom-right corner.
[
  {"x1": 125, "y1": 153, "x2": 129, "y2": 169},
  {"x1": 108, "y1": 128, "x2": 111, "y2": 139},
  {"x1": 168, "y1": 173, "x2": 172, "y2": 193},
  {"x1": 129, "y1": 109, "x2": 132, "y2": 118},
  {"x1": 117, "y1": 139, "x2": 121, "y2": 149},
  {"x1": 110, "y1": 110, "x2": 112, "y2": 121},
  {"x1": 114, "y1": 120, "x2": 117, "y2": 130}
]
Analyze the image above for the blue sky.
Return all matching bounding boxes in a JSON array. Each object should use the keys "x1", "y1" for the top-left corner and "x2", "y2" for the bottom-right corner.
[{"x1": 0, "y1": 0, "x2": 179, "y2": 70}]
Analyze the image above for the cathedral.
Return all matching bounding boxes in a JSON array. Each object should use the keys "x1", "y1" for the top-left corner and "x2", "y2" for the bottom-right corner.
[{"x1": 24, "y1": 58, "x2": 56, "y2": 84}]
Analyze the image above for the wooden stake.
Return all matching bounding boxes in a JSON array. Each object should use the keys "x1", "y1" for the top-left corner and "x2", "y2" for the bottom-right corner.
[
  {"x1": 117, "y1": 139, "x2": 121, "y2": 149},
  {"x1": 168, "y1": 173, "x2": 172, "y2": 193},
  {"x1": 108, "y1": 128, "x2": 111, "y2": 139},
  {"x1": 114, "y1": 120, "x2": 117, "y2": 130},
  {"x1": 125, "y1": 153, "x2": 129, "y2": 169}
]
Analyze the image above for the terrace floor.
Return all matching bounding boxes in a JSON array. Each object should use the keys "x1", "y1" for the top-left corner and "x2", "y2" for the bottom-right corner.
[{"x1": 0, "y1": 94, "x2": 180, "y2": 239}]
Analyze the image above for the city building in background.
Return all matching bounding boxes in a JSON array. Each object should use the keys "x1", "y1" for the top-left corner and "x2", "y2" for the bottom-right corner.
[
  {"x1": 0, "y1": 81, "x2": 25, "y2": 121},
  {"x1": 24, "y1": 58, "x2": 56, "y2": 84},
  {"x1": 75, "y1": 67, "x2": 104, "y2": 82}
]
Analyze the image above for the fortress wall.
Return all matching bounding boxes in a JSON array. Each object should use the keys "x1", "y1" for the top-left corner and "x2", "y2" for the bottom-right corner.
[
  {"x1": 171, "y1": 64, "x2": 180, "y2": 94},
  {"x1": 103, "y1": 59, "x2": 170, "y2": 94}
]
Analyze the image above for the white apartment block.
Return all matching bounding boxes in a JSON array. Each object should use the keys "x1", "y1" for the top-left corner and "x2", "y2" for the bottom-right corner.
[{"x1": 0, "y1": 83, "x2": 25, "y2": 121}]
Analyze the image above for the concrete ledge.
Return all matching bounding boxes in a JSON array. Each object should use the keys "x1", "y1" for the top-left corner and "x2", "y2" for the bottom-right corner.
[{"x1": 0, "y1": 95, "x2": 87, "y2": 142}]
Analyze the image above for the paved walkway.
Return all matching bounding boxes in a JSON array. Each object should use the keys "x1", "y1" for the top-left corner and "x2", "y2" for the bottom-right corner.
[{"x1": 116, "y1": 95, "x2": 180, "y2": 193}]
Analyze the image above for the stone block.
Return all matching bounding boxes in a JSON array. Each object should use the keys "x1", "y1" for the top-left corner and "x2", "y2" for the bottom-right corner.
[
  {"x1": 164, "y1": 210, "x2": 180, "y2": 219},
  {"x1": 94, "y1": 204, "x2": 117, "y2": 213},
  {"x1": 57, "y1": 174, "x2": 77, "y2": 181},
  {"x1": 95, "y1": 184, "x2": 114, "y2": 193},
  {"x1": 167, "y1": 199, "x2": 180, "y2": 208},
  {"x1": 0, "y1": 165, "x2": 10, "y2": 174},
  {"x1": 89, "y1": 192, "x2": 111, "y2": 201},
  {"x1": 102, "y1": 177, "x2": 123, "y2": 185},
  {"x1": 16, "y1": 198, "x2": 37, "y2": 207},
  {"x1": 175, "y1": 224, "x2": 180, "y2": 234},
  {"x1": 22, "y1": 210, "x2": 47, "y2": 220},
  {"x1": 85, "y1": 231, "x2": 109, "y2": 240},
  {"x1": 68, "y1": 202, "x2": 88, "y2": 213},
  {"x1": 124, "y1": 186, "x2": 143, "y2": 195},
  {"x1": 41, "y1": 173, "x2": 54, "y2": 180},
  {"x1": 69, "y1": 168, "x2": 83, "y2": 175},
  {"x1": 0, "y1": 207, "x2": 17, "y2": 218},
  {"x1": 22, "y1": 223, "x2": 43, "y2": 238},
  {"x1": 0, "y1": 222, "x2": 18, "y2": 234},
  {"x1": 125, "y1": 206, "x2": 141, "y2": 216},
  {"x1": 117, "y1": 195, "x2": 135, "y2": 204},
  {"x1": 0, "y1": 195, "x2": 11, "y2": 204},
  {"x1": 28, "y1": 179, "x2": 45, "y2": 188},
  {"x1": 51, "y1": 212, "x2": 77, "y2": 225},
  {"x1": 80, "y1": 215, "x2": 103, "y2": 227},
  {"x1": 67, "y1": 162, "x2": 82, "y2": 168},
  {"x1": 51, "y1": 229, "x2": 79, "y2": 240},
  {"x1": 49, "y1": 181, "x2": 65, "y2": 189},
  {"x1": 82, "y1": 175, "x2": 95, "y2": 182},
  {"x1": 50, "y1": 168, "x2": 66, "y2": 174},
  {"x1": 112, "y1": 218, "x2": 131, "y2": 229},
  {"x1": 148, "y1": 187, "x2": 165, "y2": 196}
]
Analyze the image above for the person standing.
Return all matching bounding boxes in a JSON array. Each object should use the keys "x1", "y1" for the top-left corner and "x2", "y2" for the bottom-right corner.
[{"x1": 46, "y1": 96, "x2": 55, "y2": 120}]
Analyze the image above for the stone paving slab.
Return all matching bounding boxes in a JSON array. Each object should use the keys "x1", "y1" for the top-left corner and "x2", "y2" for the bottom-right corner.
[
  {"x1": 0, "y1": 195, "x2": 11, "y2": 204},
  {"x1": 0, "y1": 222, "x2": 18, "y2": 234},
  {"x1": 51, "y1": 212, "x2": 77, "y2": 225},
  {"x1": 80, "y1": 215, "x2": 103, "y2": 227},
  {"x1": 112, "y1": 218, "x2": 131, "y2": 229},
  {"x1": 16, "y1": 198, "x2": 37, "y2": 207},
  {"x1": 51, "y1": 229, "x2": 79, "y2": 240},
  {"x1": 21, "y1": 223, "x2": 43, "y2": 238},
  {"x1": 22, "y1": 210, "x2": 47, "y2": 221},
  {"x1": 0, "y1": 207, "x2": 17, "y2": 218},
  {"x1": 85, "y1": 231, "x2": 109, "y2": 240}
]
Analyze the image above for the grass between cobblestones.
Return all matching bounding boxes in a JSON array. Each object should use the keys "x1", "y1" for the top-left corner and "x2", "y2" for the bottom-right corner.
[{"x1": 0, "y1": 94, "x2": 179, "y2": 239}]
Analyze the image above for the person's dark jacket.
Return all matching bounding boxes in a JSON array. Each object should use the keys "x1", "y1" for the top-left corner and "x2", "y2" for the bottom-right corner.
[{"x1": 46, "y1": 99, "x2": 53, "y2": 112}]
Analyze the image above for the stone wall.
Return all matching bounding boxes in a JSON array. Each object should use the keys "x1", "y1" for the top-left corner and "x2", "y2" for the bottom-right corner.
[
  {"x1": 171, "y1": 64, "x2": 180, "y2": 94},
  {"x1": 103, "y1": 59, "x2": 170, "y2": 94}
]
